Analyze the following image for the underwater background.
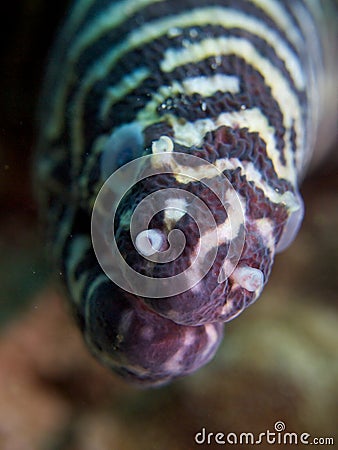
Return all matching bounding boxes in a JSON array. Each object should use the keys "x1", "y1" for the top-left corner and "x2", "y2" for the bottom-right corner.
[{"x1": 0, "y1": 1, "x2": 337, "y2": 449}]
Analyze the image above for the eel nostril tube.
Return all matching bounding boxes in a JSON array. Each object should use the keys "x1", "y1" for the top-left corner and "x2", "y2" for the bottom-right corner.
[
  {"x1": 231, "y1": 265, "x2": 264, "y2": 292},
  {"x1": 135, "y1": 229, "x2": 165, "y2": 257}
]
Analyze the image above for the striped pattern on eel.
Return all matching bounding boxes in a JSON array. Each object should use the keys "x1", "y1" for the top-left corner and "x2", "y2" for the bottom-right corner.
[{"x1": 35, "y1": 0, "x2": 337, "y2": 385}]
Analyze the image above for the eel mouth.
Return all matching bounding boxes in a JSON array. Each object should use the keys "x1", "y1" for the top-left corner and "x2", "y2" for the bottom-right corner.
[{"x1": 84, "y1": 282, "x2": 224, "y2": 385}]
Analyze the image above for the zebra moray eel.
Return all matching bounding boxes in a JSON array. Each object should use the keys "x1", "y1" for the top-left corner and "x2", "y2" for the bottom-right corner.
[{"x1": 35, "y1": 0, "x2": 337, "y2": 385}]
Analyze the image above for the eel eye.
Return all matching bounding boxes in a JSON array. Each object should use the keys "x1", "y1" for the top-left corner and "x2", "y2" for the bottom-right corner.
[{"x1": 100, "y1": 123, "x2": 144, "y2": 179}]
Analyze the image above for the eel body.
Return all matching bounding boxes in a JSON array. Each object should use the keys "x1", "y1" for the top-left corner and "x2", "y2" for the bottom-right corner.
[{"x1": 35, "y1": 0, "x2": 337, "y2": 385}]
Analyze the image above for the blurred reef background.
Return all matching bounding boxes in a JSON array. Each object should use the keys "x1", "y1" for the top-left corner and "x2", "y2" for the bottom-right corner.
[{"x1": 0, "y1": 1, "x2": 337, "y2": 449}]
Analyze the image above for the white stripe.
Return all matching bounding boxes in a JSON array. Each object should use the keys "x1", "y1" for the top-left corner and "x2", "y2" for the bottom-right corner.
[
  {"x1": 214, "y1": 159, "x2": 299, "y2": 209},
  {"x1": 181, "y1": 74, "x2": 240, "y2": 97},
  {"x1": 44, "y1": 0, "x2": 100, "y2": 141},
  {"x1": 92, "y1": 105, "x2": 295, "y2": 188},
  {"x1": 289, "y1": 0, "x2": 323, "y2": 173},
  {"x1": 100, "y1": 67, "x2": 150, "y2": 119},
  {"x1": 71, "y1": 6, "x2": 305, "y2": 175},
  {"x1": 250, "y1": 0, "x2": 304, "y2": 50},
  {"x1": 158, "y1": 138, "x2": 299, "y2": 207},
  {"x1": 67, "y1": 236, "x2": 91, "y2": 305},
  {"x1": 170, "y1": 107, "x2": 295, "y2": 181},
  {"x1": 69, "y1": 0, "x2": 165, "y2": 62},
  {"x1": 200, "y1": 324, "x2": 220, "y2": 360},
  {"x1": 79, "y1": 135, "x2": 107, "y2": 208},
  {"x1": 52, "y1": 206, "x2": 75, "y2": 262},
  {"x1": 85, "y1": 274, "x2": 110, "y2": 303},
  {"x1": 254, "y1": 217, "x2": 275, "y2": 249},
  {"x1": 144, "y1": 110, "x2": 300, "y2": 207},
  {"x1": 47, "y1": 0, "x2": 164, "y2": 141},
  {"x1": 161, "y1": 8, "x2": 305, "y2": 90},
  {"x1": 161, "y1": 36, "x2": 303, "y2": 181},
  {"x1": 64, "y1": 0, "x2": 96, "y2": 37}
]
